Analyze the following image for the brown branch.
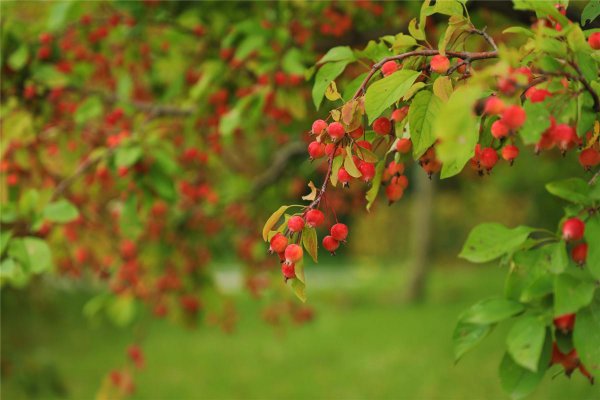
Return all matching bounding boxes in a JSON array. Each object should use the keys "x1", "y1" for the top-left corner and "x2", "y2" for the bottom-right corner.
[
  {"x1": 467, "y1": 27, "x2": 498, "y2": 51},
  {"x1": 306, "y1": 143, "x2": 339, "y2": 211},
  {"x1": 568, "y1": 62, "x2": 600, "y2": 113},
  {"x1": 250, "y1": 141, "x2": 307, "y2": 198},
  {"x1": 538, "y1": 69, "x2": 600, "y2": 113},
  {"x1": 59, "y1": 85, "x2": 195, "y2": 117},
  {"x1": 50, "y1": 148, "x2": 115, "y2": 201},
  {"x1": 352, "y1": 49, "x2": 498, "y2": 99}
]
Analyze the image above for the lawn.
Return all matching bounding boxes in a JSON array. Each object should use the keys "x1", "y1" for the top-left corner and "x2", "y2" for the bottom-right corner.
[{"x1": 2, "y1": 264, "x2": 598, "y2": 400}]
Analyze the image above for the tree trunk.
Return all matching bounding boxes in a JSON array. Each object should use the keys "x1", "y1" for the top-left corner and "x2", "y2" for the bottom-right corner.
[{"x1": 405, "y1": 169, "x2": 435, "y2": 303}]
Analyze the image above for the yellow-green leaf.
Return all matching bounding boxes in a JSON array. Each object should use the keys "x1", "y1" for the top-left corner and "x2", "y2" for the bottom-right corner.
[{"x1": 262, "y1": 205, "x2": 289, "y2": 241}]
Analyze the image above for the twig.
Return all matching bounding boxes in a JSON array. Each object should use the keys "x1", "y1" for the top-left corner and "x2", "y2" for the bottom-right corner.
[
  {"x1": 250, "y1": 141, "x2": 307, "y2": 198},
  {"x1": 590, "y1": 169, "x2": 600, "y2": 186},
  {"x1": 307, "y1": 144, "x2": 339, "y2": 210},
  {"x1": 468, "y1": 27, "x2": 498, "y2": 51},
  {"x1": 352, "y1": 49, "x2": 498, "y2": 99}
]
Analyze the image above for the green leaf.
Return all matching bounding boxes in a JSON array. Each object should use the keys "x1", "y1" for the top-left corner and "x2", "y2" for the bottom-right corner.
[
  {"x1": 312, "y1": 61, "x2": 350, "y2": 110},
  {"x1": 461, "y1": 297, "x2": 524, "y2": 325},
  {"x1": 453, "y1": 320, "x2": 492, "y2": 362},
  {"x1": 107, "y1": 295, "x2": 137, "y2": 327},
  {"x1": 120, "y1": 196, "x2": 142, "y2": 240},
  {"x1": 8, "y1": 44, "x2": 29, "y2": 70},
  {"x1": 554, "y1": 274, "x2": 596, "y2": 316},
  {"x1": 43, "y1": 199, "x2": 79, "y2": 223},
  {"x1": 344, "y1": 147, "x2": 362, "y2": 178},
  {"x1": 519, "y1": 102, "x2": 551, "y2": 145},
  {"x1": 435, "y1": 86, "x2": 482, "y2": 178},
  {"x1": 506, "y1": 316, "x2": 546, "y2": 372},
  {"x1": 459, "y1": 223, "x2": 534, "y2": 263},
  {"x1": 513, "y1": 0, "x2": 569, "y2": 27},
  {"x1": 47, "y1": 1, "x2": 73, "y2": 31},
  {"x1": 364, "y1": 69, "x2": 420, "y2": 124},
  {"x1": 408, "y1": 18, "x2": 426, "y2": 41},
  {"x1": 302, "y1": 226, "x2": 318, "y2": 263},
  {"x1": 0, "y1": 230, "x2": 12, "y2": 256},
  {"x1": 540, "y1": 241, "x2": 568, "y2": 274},
  {"x1": 234, "y1": 35, "x2": 265, "y2": 60},
  {"x1": 577, "y1": 92, "x2": 596, "y2": 138},
  {"x1": 365, "y1": 160, "x2": 385, "y2": 211},
  {"x1": 575, "y1": 51, "x2": 597, "y2": 83},
  {"x1": 330, "y1": 155, "x2": 344, "y2": 187},
  {"x1": 289, "y1": 279, "x2": 306, "y2": 302},
  {"x1": 408, "y1": 90, "x2": 442, "y2": 158},
  {"x1": 32, "y1": 65, "x2": 68, "y2": 88},
  {"x1": 262, "y1": 206, "x2": 289, "y2": 241},
  {"x1": 282, "y1": 48, "x2": 306, "y2": 75},
  {"x1": 317, "y1": 46, "x2": 355, "y2": 64},
  {"x1": 115, "y1": 145, "x2": 142, "y2": 168},
  {"x1": 581, "y1": 0, "x2": 600, "y2": 26},
  {"x1": 546, "y1": 178, "x2": 597, "y2": 204},
  {"x1": 74, "y1": 96, "x2": 103, "y2": 125},
  {"x1": 573, "y1": 296, "x2": 600, "y2": 379},
  {"x1": 585, "y1": 215, "x2": 600, "y2": 279},
  {"x1": 503, "y1": 27, "x2": 535, "y2": 37},
  {"x1": 430, "y1": 0, "x2": 463, "y2": 16},
  {"x1": 499, "y1": 332, "x2": 551, "y2": 399},
  {"x1": 342, "y1": 72, "x2": 369, "y2": 102},
  {"x1": 9, "y1": 237, "x2": 53, "y2": 274},
  {"x1": 432, "y1": 76, "x2": 452, "y2": 102},
  {"x1": 357, "y1": 41, "x2": 392, "y2": 63}
]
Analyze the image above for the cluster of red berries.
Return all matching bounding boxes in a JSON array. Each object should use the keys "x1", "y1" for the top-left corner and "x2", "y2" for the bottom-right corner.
[
  {"x1": 562, "y1": 217, "x2": 588, "y2": 265},
  {"x1": 269, "y1": 209, "x2": 349, "y2": 280},
  {"x1": 551, "y1": 314, "x2": 594, "y2": 383}
]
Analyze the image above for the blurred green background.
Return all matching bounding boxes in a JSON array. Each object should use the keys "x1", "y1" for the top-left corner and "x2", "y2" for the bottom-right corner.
[{"x1": 2, "y1": 0, "x2": 598, "y2": 399}]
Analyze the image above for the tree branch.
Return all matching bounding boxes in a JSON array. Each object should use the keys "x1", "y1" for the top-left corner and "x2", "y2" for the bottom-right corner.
[
  {"x1": 250, "y1": 141, "x2": 307, "y2": 198},
  {"x1": 352, "y1": 49, "x2": 498, "y2": 99}
]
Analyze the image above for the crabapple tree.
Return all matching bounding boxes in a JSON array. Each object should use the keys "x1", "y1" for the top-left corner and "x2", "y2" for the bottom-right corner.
[{"x1": 262, "y1": 1, "x2": 600, "y2": 397}]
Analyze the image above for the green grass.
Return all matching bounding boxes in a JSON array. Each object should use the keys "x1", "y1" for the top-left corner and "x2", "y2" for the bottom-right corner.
[{"x1": 2, "y1": 265, "x2": 598, "y2": 400}]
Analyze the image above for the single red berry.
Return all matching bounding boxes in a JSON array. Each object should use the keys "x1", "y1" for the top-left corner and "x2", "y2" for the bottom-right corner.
[
  {"x1": 39, "y1": 32, "x2": 53, "y2": 44},
  {"x1": 550, "y1": 124, "x2": 578, "y2": 151},
  {"x1": 562, "y1": 217, "x2": 585, "y2": 241},
  {"x1": 373, "y1": 117, "x2": 391, "y2": 135},
  {"x1": 501, "y1": 145, "x2": 519, "y2": 164},
  {"x1": 386, "y1": 161, "x2": 404, "y2": 176},
  {"x1": 120, "y1": 240, "x2": 137, "y2": 260},
  {"x1": 484, "y1": 97, "x2": 505, "y2": 115},
  {"x1": 553, "y1": 313, "x2": 576, "y2": 333},
  {"x1": 308, "y1": 141, "x2": 326, "y2": 160},
  {"x1": 38, "y1": 45, "x2": 51, "y2": 60},
  {"x1": 358, "y1": 161, "x2": 376, "y2": 182},
  {"x1": 391, "y1": 106, "x2": 409, "y2": 122},
  {"x1": 480, "y1": 148, "x2": 498, "y2": 170},
  {"x1": 381, "y1": 61, "x2": 398, "y2": 76},
  {"x1": 270, "y1": 233, "x2": 288, "y2": 254},
  {"x1": 491, "y1": 120, "x2": 509, "y2": 139},
  {"x1": 325, "y1": 143, "x2": 343, "y2": 157},
  {"x1": 525, "y1": 87, "x2": 552, "y2": 103},
  {"x1": 430, "y1": 55, "x2": 450, "y2": 74},
  {"x1": 579, "y1": 148, "x2": 600, "y2": 170},
  {"x1": 497, "y1": 77, "x2": 517, "y2": 95},
  {"x1": 322, "y1": 235, "x2": 340, "y2": 254},
  {"x1": 312, "y1": 119, "x2": 328, "y2": 135},
  {"x1": 338, "y1": 168, "x2": 351, "y2": 186},
  {"x1": 349, "y1": 126, "x2": 364, "y2": 139},
  {"x1": 327, "y1": 122, "x2": 345, "y2": 141},
  {"x1": 306, "y1": 209, "x2": 325, "y2": 228},
  {"x1": 571, "y1": 243, "x2": 588, "y2": 265},
  {"x1": 396, "y1": 138, "x2": 412, "y2": 153},
  {"x1": 281, "y1": 262, "x2": 296, "y2": 279},
  {"x1": 330, "y1": 223, "x2": 348, "y2": 241},
  {"x1": 284, "y1": 244, "x2": 303, "y2": 263},
  {"x1": 288, "y1": 216, "x2": 305, "y2": 232},
  {"x1": 501, "y1": 105, "x2": 526, "y2": 129},
  {"x1": 353, "y1": 142, "x2": 371, "y2": 153},
  {"x1": 386, "y1": 182, "x2": 404, "y2": 204},
  {"x1": 588, "y1": 32, "x2": 600, "y2": 50}
]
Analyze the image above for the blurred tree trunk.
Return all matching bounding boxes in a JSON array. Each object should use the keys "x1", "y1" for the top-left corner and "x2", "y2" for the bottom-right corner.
[{"x1": 405, "y1": 170, "x2": 435, "y2": 303}]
